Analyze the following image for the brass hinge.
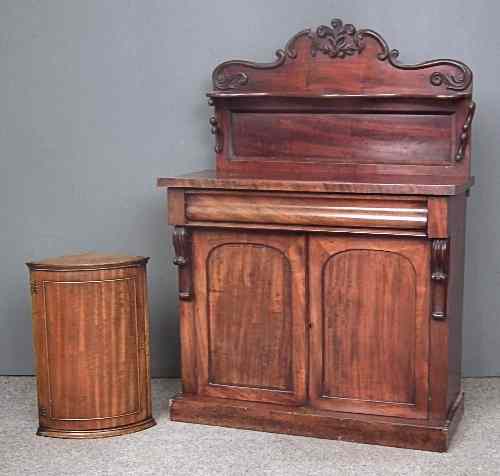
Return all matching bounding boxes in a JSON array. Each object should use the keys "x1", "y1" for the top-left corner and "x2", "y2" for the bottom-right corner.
[
  {"x1": 39, "y1": 406, "x2": 48, "y2": 417},
  {"x1": 30, "y1": 281, "x2": 40, "y2": 295}
]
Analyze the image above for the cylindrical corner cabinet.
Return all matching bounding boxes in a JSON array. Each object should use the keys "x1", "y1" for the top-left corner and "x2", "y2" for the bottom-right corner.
[{"x1": 27, "y1": 253, "x2": 156, "y2": 438}]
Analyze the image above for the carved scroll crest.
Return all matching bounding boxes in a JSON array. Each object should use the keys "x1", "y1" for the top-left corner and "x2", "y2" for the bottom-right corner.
[
  {"x1": 360, "y1": 28, "x2": 473, "y2": 92},
  {"x1": 211, "y1": 18, "x2": 473, "y2": 93},
  {"x1": 212, "y1": 29, "x2": 309, "y2": 90}
]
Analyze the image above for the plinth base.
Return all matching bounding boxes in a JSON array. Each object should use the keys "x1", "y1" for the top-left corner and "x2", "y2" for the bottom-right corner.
[{"x1": 170, "y1": 393, "x2": 463, "y2": 452}]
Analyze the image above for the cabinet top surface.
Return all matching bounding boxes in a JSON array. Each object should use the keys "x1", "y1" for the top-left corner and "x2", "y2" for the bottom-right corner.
[
  {"x1": 157, "y1": 169, "x2": 473, "y2": 196},
  {"x1": 27, "y1": 252, "x2": 148, "y2": 270}
]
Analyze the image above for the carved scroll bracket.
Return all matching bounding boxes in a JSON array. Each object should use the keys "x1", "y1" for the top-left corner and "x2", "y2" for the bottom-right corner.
[
  {"x1": 455, "y1": 101, "x2": 476, "y2": 162},
  {"x1": 209, "y1": 116, "x2": 223, "y2": 153},
  {"x1": 173, "y1": 227, "x2": 192, "y2": 301},
  {"x1": 431, "y1": 239, "x2": 449, "y2": 320}
]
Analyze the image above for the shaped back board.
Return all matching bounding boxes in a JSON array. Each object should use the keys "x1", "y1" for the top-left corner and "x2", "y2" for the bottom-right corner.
[{"x1": 207, "y1": 19, "x2": 475, "y2": 178}]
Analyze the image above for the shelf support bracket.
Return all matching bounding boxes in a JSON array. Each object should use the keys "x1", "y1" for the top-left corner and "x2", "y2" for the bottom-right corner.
[{"x1": 455, "y1": 101, "x2": 476, "y2": 162}]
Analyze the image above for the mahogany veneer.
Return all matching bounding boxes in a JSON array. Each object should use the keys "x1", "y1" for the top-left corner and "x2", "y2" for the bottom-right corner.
[
  {"x1": 27, "y1": 253, "x2": 156, "y2": 438},
  {"x1": 159, "y1": 18, "x2": 474, "y2": 451},
  {"x1": 158, "y1": 170, "x2": 473, "y2": 196}
]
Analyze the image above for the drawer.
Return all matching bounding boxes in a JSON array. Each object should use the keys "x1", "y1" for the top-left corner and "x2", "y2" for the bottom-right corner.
[{"x1": 185, "y1": 192, "x2": 428, "y2": 230}]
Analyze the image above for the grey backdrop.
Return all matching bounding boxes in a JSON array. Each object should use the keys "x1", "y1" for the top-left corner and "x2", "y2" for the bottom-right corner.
[{"x1": 1, "y1": 0, "x2": 498, "y2": 377}]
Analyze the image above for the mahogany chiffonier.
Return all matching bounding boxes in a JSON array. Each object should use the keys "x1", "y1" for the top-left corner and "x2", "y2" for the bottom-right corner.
[
  {"x1": 27, "y1": 253, "x2": 156, "y2": 438},
  {"x1": 158, "y1": 18, "x2": 475, "y2": 451}
]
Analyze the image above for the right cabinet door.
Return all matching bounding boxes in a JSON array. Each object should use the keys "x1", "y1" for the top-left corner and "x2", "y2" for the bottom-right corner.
[{"x1": 309, "y1": 235, "x2": 430, "y2": 419}]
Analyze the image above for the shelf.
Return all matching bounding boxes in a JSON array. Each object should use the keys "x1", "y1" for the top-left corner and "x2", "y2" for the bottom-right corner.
[{"x1": 207, "y1": 91, "x2": 471, "y2": 100}]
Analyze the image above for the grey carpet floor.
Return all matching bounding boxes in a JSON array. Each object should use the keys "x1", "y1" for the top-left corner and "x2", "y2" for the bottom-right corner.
[{"x1": 1, "y1": 377, "x2": 499, "y2": 476}]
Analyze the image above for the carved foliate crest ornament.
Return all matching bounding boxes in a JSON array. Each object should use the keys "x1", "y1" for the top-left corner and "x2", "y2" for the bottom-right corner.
[{"x1": 310, "y1": 19, "x2": 364, "y2": 58}]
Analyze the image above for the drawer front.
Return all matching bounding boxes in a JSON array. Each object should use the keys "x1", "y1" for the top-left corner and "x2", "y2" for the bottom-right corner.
[{"x1": 185, "y1": 192, "x2": 428, "y2": 230}]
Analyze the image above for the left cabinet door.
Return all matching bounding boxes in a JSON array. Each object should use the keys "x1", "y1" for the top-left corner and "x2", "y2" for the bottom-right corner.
[{"x1": 192, "y1": 229, "x2": 307, "y2": 405}]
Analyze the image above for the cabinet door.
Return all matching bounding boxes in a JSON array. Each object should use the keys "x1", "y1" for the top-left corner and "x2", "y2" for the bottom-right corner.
[
  {"x1": 31, "y1": 267, "x2": 151, "y2": 431},
  {"x1": 193, "y1": 229, "x2": 306, "y2": 405},
  {"x1": 309, "y1": 235, "x2": 430, "y2": 419}
]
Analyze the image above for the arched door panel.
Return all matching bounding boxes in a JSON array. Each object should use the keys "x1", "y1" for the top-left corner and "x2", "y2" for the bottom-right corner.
[
  {"x1": 309, "y1": 235, "x2": 430, "y2": 419},
  {"x1": 193, "y1": 230, "x2": 307, "y2": 405}
]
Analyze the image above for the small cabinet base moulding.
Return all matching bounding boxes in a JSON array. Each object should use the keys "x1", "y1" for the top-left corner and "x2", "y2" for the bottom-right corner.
[{"x1": 158, "y1": 17, "x2": 475, "y2": 452}]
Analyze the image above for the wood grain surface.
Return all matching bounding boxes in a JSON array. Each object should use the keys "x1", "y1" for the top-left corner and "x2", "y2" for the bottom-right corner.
[
  {"x1": 231, "y1": 112, "x2": 451, "y2": 164},
  {"x1": 193, "y1": 229, "x2": 307, "y2": 405},
  {"x1": 159, "y1": 170, "x2": 473, "y2": 196},
  {"x1": 309, "y1": 235, "x2": 430, "y2": 419},
  {"x1": 186, "y1": 192, "x2": 428, "y2": 230}
]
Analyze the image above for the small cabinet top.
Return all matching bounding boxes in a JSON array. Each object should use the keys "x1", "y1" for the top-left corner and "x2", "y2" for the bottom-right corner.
[{"x1": 26, "y1": 252, "x2": 148, "y2": 271}]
